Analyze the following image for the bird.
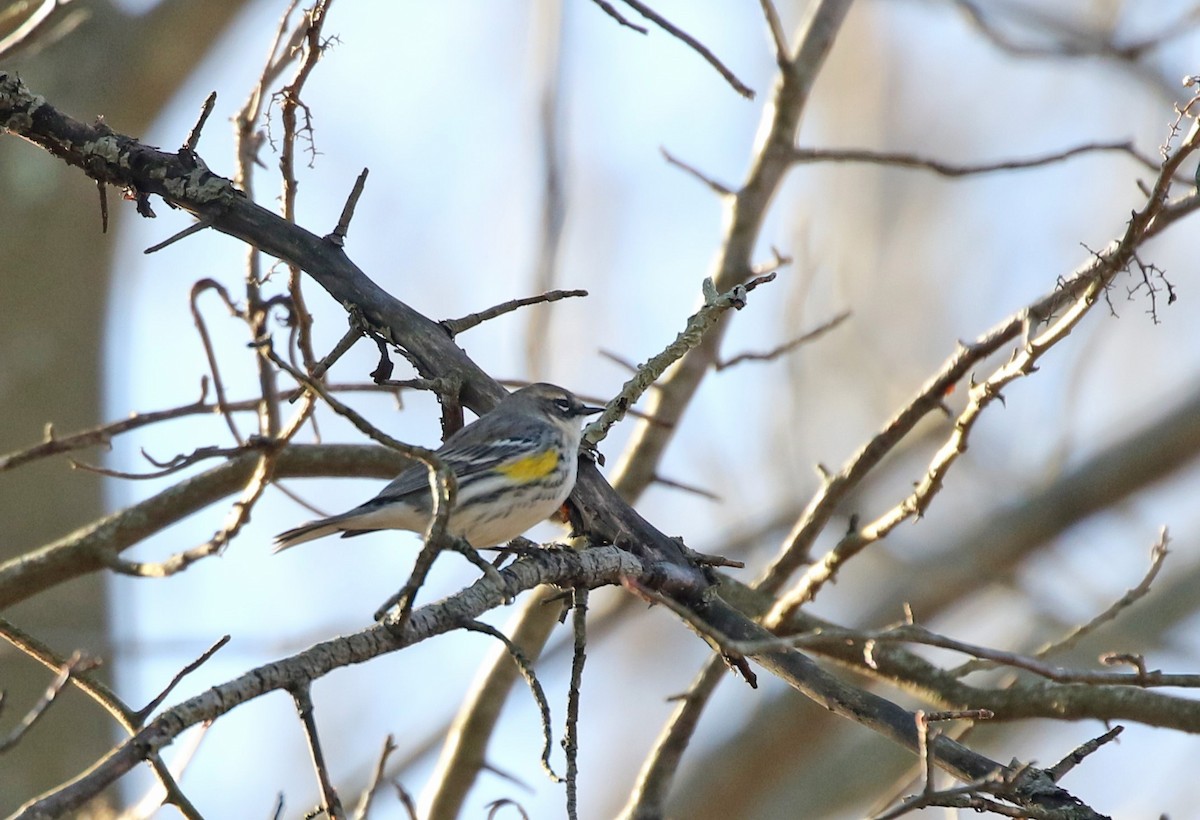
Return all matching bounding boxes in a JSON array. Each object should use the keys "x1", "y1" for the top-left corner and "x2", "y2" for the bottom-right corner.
[{"x1": 274, "y1": 383, "x2": 605, "y2": 552}]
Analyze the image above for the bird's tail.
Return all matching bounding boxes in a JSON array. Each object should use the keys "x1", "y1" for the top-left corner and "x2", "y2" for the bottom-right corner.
[{"x1": 273, "y1": 517, "x2": 346, "y2": 553}]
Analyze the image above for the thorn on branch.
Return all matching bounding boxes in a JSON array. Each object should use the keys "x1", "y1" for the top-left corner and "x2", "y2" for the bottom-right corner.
[
  {"x1": 327, "y1": 167, "x2": 369, "y2": 248},
  {"x1": 144, "y1": 218, "x2": 214, "y2": 254},
  {"x1": 182, "y1": 91, "x2": 218, "y2": 158},
  {"x1": 96, "y1": 179, "x2": 108, "y2": 234}
]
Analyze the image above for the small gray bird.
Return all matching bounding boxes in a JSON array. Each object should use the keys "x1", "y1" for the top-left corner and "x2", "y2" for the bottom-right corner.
[{"x1": 274, "y1": 383, "x2": 604, "y2": 551}]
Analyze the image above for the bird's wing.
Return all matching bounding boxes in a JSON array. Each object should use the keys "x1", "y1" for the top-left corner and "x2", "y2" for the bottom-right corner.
[{"x1": 363, "y1": 439, "x2": 526, "y2": 507}]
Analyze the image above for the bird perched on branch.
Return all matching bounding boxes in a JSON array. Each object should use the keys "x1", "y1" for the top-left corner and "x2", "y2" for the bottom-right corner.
[{"x1": 274, "y1": 382, "x2": 604, "y2": 551}]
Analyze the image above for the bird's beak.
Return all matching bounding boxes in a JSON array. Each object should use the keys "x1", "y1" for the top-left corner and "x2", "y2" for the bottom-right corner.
[{"x1": 580, "y1": 403, "x2": 605, "y2": 416}]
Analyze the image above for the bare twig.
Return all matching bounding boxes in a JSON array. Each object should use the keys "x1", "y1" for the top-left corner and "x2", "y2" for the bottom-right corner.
[
  {"x1": 757, "y1": 0, "x2": 788, "y2": 64},
  {"x1": 11, "y1": 547, "x2": 641, "y2": 819},
  {"x1": 190, "y1": 278, "x2": 246, "y2": 443},
  {"x1": 293, "y1": 685, "x2": 345, "y2": 820},
  {"x1": 607, "y1": 0, "x2": 852, "y2": 501},
  {"x1": 761, "y1": 94, "x2": 1200, "y2": 613},
  {"x1": 262, "y1": 340, "x2": 456, "y2": 630},
  {"x1": 143, "y1": 217, "x2": 214, "y2": 254},
  {"x1": 587, "y1": 0, "x2": 647, "y2": 33},
  {"x1": 133, "y1": 636, "x2": 231, "y2": 723},
  {"x1": 0, "y1": 651, "x2": 99, "y2": 754},
  {"x1": 328, "y1": 167, "x2": 369, "y2": 247},
  {"x1": 650, "y1": 474, "x2": 721, "y2": 501},
  {"x1": 957, "y1": 528, "x2": 1172, "y2": 678},
  {"x1": 661, "y1": 147, "x2": 733, "y2": 196},
  {"x1": 791, "y1": 140, "x2": 1159, "y2": 176},
  {"x1": 0, "y1": 619, "x2": 204, "y2": 818},
  {"x1": 443, "y1": 289, "x2": 588, "y2": 336},
  {"x1": 618, "y1": 0, "x2": 755, "y2": 98},
  {"x1": 461, "y1": 620, "x2": 562, "y2": 783},
  {"x1": 583, "y1": 274, "x2": 776, "y2": 446},
  {"x1": 716, "y1": 310, "x2": 849, "y2": 369},
  {"x1": 97, "y1": 178, "x2": 108, "y2": 233},
  {"x1": 182, "y1": 91, "x2": 217, "y2": 155},
  {"x1": 777, "y1": 622, "x2": 1200, "y2": 688},
  {"x1": 352, "y1": 734, "x2": 397, "y2": 820},
  {"x1": 1046, "y1": 725, "x2": 1124, "y2": 783},
  {"x1": 563, "y1": 587, "x2": 588, "y2": 820},
  {"x1": 618, "y1": 658, "x2": 726, "y2": 818}
]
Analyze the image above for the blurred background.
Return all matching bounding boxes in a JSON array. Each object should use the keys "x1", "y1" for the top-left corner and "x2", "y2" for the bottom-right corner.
[{"x1": 3, "y1": 0, "x2": 1200, "y2": 817}]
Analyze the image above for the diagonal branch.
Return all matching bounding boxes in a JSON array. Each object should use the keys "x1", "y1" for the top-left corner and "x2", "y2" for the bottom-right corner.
[{"x1": 0, "y1": 68, "x2": 711, "y2": 596}]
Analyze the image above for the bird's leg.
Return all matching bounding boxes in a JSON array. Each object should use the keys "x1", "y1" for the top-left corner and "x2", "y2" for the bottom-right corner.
[{"x1": 442, "y1": 535, "x2": 506, "y2": 590}]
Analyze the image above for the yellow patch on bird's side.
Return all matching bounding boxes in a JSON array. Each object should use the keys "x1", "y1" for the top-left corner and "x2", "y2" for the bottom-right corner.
[{"x1": 496, "y1": 449, "x2": 559, "y2": 481}]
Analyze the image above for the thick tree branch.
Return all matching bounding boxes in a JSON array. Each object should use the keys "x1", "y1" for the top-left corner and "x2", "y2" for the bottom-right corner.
[
  {"x1": 0, "y1": 69, "x2": 710, "y2": 597},
  {"x1": 11, "y1": 546, "x2": 644, "y2": 819}
]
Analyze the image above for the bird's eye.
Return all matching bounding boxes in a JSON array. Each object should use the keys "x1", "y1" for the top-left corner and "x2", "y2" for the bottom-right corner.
[{"x1": 553, "y1": 397, "x2": 572, "y2": 414}]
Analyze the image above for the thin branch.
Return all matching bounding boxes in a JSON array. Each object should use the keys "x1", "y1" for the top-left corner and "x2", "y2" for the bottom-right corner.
[
  {"x1": 650, "y1": 474, "x2": 721, "y2": 501},
  {"x1": 607, "y1": 0, "x2": 853, "y2": 501},
  {"x1": 586, "y1": 0, "x2": 647, "y2": 33},
  {"x1": 618, "y1": 657, "x2": 726, "y2": 818},
  {"x1": 97, "y1": 389, "x2": 315, "y2": 578},
  {"x1": 190, "y1": 278, "x2": 246, "y2": 443},
  {"x1": 661, "y1": 147, "x2": 733, "y2": 196},
  {"x1": 328, "y1": 167, "x2": 369, "y2": 247},
  {"x1": 0, "y1": 380, "x2": 227, "y2": 472},
  {"x1": 0, "y1": 651, "x2": 99, "y2": 754},
  {"x1": 9, "y1": 546, "x2": 643, "y2": 818},
  {"x1": 262, "y1": 341, "x2": 457, "y2": 630},
  {"x1": 618, "y1": 0, "x2": 755, "y2": 98},
  {"x1": 563, "y1": 588, "x2": 588, "y2": 820},
  {"x1": 97, "y1": 178, "x2": 108, "y2": 233},
  {"x1": 1046, "y1": 726, "x2": 1124, "y2": 784},
  {"x1": 143, "y1": 217, "x2": 214, "y2": 254},
  {"x1": 133, "y1": 635, "x2": 231, "y2": 724},
  {"x1": 352, "y1": 734, "x2": 396, "y2": 820},
  {"x1": 182, "y1": 91, "x2": 217, "y2": 155},
  {"x1": 583, "y1": 273, "x2": 776, "y2": 447},
  {"x1": 293, "y1": 685, "x2": 345, "y2": 820},
  {"x1": 952, "y1": 0, "x2": 1200, "y2": 63},
  {"x1": 957, "y1": 528, "x2": 1171, "y2": 678},
  {"x1": 759, "y1": 94, "x2": 1200, "y2": 607},
  {"x1": 442, "y1": 289, "x2": 588, "y2": 336},
  {"x1": 0, "y1": 619, "x2": 204, "y2": 818},
  {"x1": 777, "y1": 622, "x2": 1200, "y2": 688},
  {"x1": 757, "y1": 0, "x2": 788, "y2": 64},
  {"x1": 791, "y1": 140, "x2": 1159, "y2": 176},
  {"x1": 461, "y1": 620, "x2": 561, "y2": 783},
  {"x1": 716, "y1": 309, "x2": 849, "y2": 369}
]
